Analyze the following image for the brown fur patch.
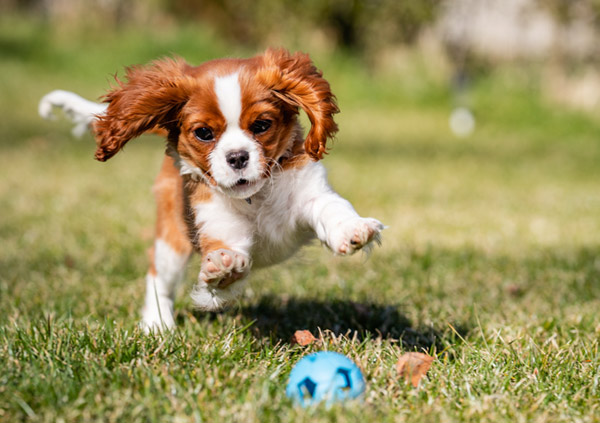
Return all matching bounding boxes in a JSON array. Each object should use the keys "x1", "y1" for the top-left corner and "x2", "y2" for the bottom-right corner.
[
  {"x1": 198, "y1": 235, "x2": 229, "y2": 256},
  {"x1": 180, "y1": 177, "x2": 214, "y2": 252},
  {"x1": 94, "y1": 58, "x2": 195, "y2": 161},
  {"x1": 153, "y1": 155, "x2": 193, "y2": 256},
  {"x1": 254, "y1": 48, "x2": 339, "y2": 160},
  {"x1": 188, "y1": 178, "x2": 212, "y2": 204}
]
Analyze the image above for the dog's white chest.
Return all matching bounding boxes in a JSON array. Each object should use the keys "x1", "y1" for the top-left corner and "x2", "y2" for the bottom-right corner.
[
  {"x1": 232, "y1": 173, "x2": 316, "y2": 268},
  {"x1": 249, "y1": 206, "x2": 314, "y2": 268}
]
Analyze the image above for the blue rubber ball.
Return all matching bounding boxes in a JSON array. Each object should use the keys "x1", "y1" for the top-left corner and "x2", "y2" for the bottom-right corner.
[{"x1": 286, "y1": 351, "x2": 366, "y2": 406}]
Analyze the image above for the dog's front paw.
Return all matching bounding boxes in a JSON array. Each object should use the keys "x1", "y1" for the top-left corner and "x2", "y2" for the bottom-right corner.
[
  {"x1": 193, "y1": 249, "x2": 251, "y2": 312},
  {"x1": 199, "y1": 249, "x2": 251, "y2": 288},
  {"x1": 328, "y1": 217, "x2": 384, "y2": 255}
]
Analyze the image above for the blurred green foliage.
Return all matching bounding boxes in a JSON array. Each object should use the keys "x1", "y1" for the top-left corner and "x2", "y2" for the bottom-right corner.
[
  {"x1": 167, "y1": 0, "x2": 441, "y2": 51},
  {"x1": 545, "y1": 0, "x2": 600, "y2": 25},
  {"x1": 2, "y1": 0, "x2": 441, "y2": 54},
  {"x1": 6, "y1": 0, "x2": 600, "y2": 61}
]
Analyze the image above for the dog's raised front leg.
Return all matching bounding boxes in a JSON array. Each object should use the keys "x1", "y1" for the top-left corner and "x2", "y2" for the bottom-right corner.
[
  {"x1": 189, "y1": 195, "x2": 253, "y2": 311},
  {"x1": 299, "y1": 163, "x2": 384, "y2": 255}
]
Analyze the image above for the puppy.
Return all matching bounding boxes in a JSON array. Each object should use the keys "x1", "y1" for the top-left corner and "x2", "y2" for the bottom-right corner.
[{"x1": 39, "y1": 48, "x2": 384, "y2": 331}]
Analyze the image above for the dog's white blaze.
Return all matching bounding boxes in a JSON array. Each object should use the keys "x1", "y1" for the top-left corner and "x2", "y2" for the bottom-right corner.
[
  {"x1": 214, "y1": 73, "x2": 242, "y2": 127},
  {"x1": 210, "y1": 73, "x2": 263, "y2": 194}
]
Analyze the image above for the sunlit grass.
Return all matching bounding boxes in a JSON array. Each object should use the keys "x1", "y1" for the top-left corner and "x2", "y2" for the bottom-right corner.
[{"x1": 1, "y1": 15, "x2": 600, "y2": 423}]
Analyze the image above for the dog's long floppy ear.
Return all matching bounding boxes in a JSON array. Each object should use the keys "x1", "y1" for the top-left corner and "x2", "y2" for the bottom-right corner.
[
  {"x1": 259, "y1": 48, "x2": 339, "y2": 160},
  {"x1": 94, "y1": 57, "x2": 194, "y2": 162}
]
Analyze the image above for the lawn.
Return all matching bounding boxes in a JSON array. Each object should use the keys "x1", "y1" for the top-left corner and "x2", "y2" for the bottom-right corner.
[{"x1": 1, "y1": 15, "x2": 599, "y2": 423}]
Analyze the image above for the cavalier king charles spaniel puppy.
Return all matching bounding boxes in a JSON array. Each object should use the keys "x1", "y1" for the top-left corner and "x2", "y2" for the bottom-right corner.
[{"x1": 39, "y1": 48, "x2": 384, "y2": 331}]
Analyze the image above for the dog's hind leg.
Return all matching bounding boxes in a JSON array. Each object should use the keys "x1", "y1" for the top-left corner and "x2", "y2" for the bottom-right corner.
[{"x1": 142, "y1": 155, "x2": 193, "y2": 332}]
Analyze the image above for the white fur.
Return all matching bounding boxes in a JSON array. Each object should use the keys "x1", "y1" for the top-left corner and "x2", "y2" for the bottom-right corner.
[
  {"x1": 191, "y1": 279, "x2": 248, "y2": 311},
  {"x1": 210, "y1": 74, "x2": 264, "y2": 198},
  {"x1": 194, "y1": 196, "x2": 255, "y2": 253},
  {"x1": 141, "y1": 239, "x2": 189, "y2": 332},
  {"x1": 38, "y1": 90, "x2": 107, "y2": 137},
  {"x1": 214, "y1": 73, "x2": 242, "y2": 124},
  {"x1": 295, "y1": 164, "x2": 384, "y2": 254},
  {"x1": 210, "y1": 126, "x2": 263, "y2": 189}
]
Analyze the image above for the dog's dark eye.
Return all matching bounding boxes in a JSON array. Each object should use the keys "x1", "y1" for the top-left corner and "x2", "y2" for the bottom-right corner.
[
  {"x1": 194, "y1": 127, "x2": 214, "y2": 142},
  {"x1": 250, "y1": 119, "x2": 272, "y2": 135}
]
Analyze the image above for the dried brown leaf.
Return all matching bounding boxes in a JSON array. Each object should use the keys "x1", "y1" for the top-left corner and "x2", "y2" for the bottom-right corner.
[
  {"x1": 291, "y1": 330, "x2": 316, "y2": 346},
  {"x1": 396, "y1": 352, "x2": 434, "y2": 387}
]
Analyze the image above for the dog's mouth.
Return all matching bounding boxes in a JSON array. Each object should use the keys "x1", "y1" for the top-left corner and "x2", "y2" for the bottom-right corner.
[
  {"x1": 231, "y1": 178, "x2": 254, "y2": 191},
  {"x1": 218, "y1": 177, "x2": 265, "y2": 199}
]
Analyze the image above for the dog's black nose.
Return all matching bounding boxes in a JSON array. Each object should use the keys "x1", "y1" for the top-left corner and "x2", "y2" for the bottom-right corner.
[{"x1": 226, "y1": 150, "x2": 249, "y2": 170}]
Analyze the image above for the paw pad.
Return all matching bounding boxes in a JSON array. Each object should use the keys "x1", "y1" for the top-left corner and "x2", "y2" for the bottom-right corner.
[{"x1": 199, "y1": 249, "x2": 251, "y2": 288}]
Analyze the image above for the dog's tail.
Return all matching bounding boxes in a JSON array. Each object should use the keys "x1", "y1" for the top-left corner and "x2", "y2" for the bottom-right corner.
[{"x1": 39, "y1": 90, "x2": 107, "y2": 137}]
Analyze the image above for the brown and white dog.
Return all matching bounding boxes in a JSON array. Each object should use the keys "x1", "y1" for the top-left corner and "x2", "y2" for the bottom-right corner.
[{"x1": 39, "y1": 48, "x2": 384, "y2": 331}]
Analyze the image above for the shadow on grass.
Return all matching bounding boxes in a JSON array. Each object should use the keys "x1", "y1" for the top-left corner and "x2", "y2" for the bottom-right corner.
[{"x1": 193, "y1": 296, "x2": 469, "y2": 351}]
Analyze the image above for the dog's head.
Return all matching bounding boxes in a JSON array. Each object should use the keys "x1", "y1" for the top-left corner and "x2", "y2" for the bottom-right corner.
[{"x1": 94, "y1": 48, "x2": 338, "y2": 199}]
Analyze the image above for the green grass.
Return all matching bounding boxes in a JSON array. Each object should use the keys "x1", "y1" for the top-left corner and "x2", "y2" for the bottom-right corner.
[{"x1": 1, "y1": 14, "x2": 600, "y2": 423}]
